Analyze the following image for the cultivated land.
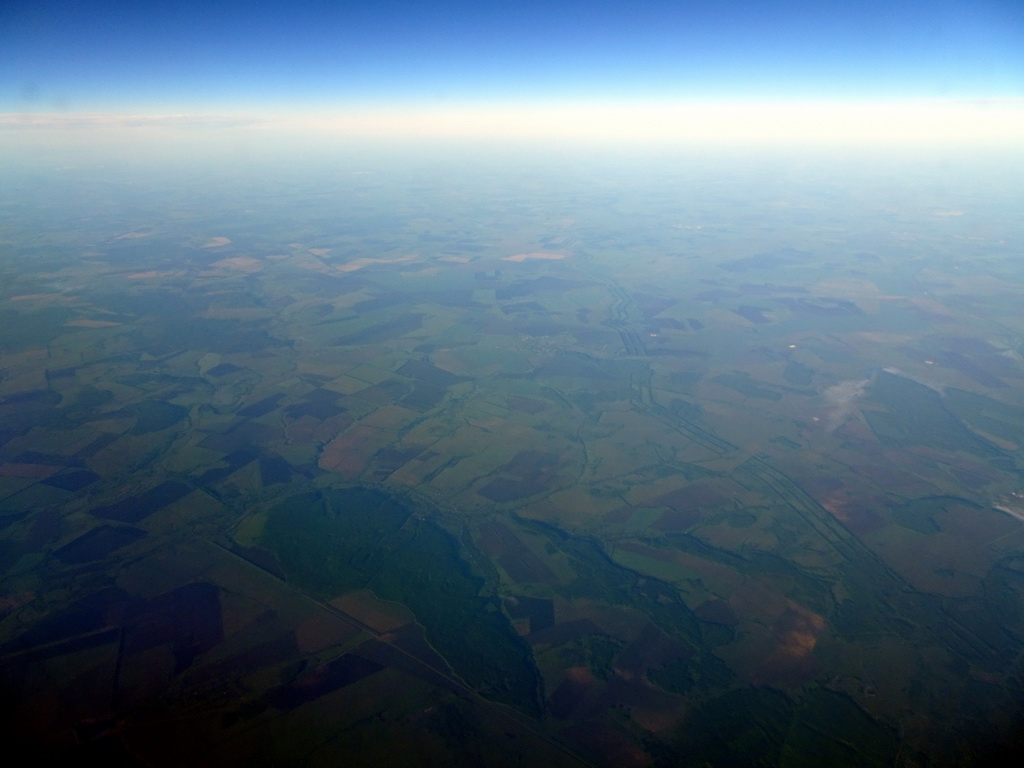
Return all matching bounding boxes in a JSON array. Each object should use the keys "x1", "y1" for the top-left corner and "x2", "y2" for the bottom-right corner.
[{"x1": 1, "y1": 148, "x2": 1023, "y2": 766}]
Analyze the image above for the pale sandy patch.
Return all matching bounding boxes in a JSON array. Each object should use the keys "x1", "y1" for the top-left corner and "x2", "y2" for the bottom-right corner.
[
  {"x1": 323, "y1": 374, "x2": 373, "y2": 395},
  {"x1": 502, "y1": 251, "x2": 567, "y2": 262},
  {"x1": 428, "y1": 349, "x2": 465, "y2": 376},
  {"x1": 822, "y1": 378, "x2": 870, "y2": 432},
  {"x1": 210, "y1": 256, "x2": 262, "y2": 273},
  {"x1": 10, "y1": 293, "x2": 62, "y2": 302},
  {"x1": 439, "y1": 255, "x2": 472, "y2": 263},
  {"x1": 295, "y1": 258, "x2": 336, "y2": 276},
  {"x1": 337, "y1": 255, "x2": 418, "y2": 272},
  {"x1": 994, "y1": 504, "x2": 1024, "y2": 523},
  {"x1": 308, "y1": 248, "x2": 331, "y2": 256},
  {"x1": 65, "y1": 319, "x2": 122, "y2": 328},
  {"x1": 201, "y1": 236, "x2": 231, "y2": 248},
  {"x1": 114, "y1": 231, "x2": 152, "y2": 240},
  {"x1": 746, "y1": 601, "x2": 826, "y2": 685},
  {"x1": 774, "y1": 605, "x2": 825, "y2": 659},
  {"x1": 907, "y1": 296, "x2": 954, "y2": 317},
  {"x1": 969, "y1": 430, "x2": 1018, "y2": 452},
  {"x1": 934, "y1": 210, "x2": 965, "y2": 217}
]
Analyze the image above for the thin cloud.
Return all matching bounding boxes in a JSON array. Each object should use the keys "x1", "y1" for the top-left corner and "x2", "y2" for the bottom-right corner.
[
  {"x1": 264, "y1": 98, "x2": 1024, "y2": 145},
  {"x1": 0, "y1": 113, "x2": 268, "y2": 131},
  {"x1": 3, "y1": 99, "x2": 1023, "y2": 146}
]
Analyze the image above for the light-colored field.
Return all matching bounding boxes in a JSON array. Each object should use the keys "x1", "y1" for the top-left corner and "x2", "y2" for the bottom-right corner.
[
  {"x1": 502, "y1": 251, "x2": 567, "y2": 262},
  {"x1": 209, "y1": 256, "x2": 263, "y2": 273},
  {"x1": 338, "y1": 255, "x2": 419, "y2": 272}
]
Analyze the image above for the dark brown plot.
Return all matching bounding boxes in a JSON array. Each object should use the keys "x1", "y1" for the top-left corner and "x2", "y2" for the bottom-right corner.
[
  {"x1": 385, "y1": 623, "x2": 457, "y2": 678},
  {"x1": 694, "y1": 599, "x2": 738, "y2": 626},
  {"x1": 548, "y1": 671, "x2": 601, "y2": 720},
  {"x1": 54, "y1": 524, "x2": 146, "y2": 564},
  {"x1": 477, "y1": 520, "x2": 557, "y2": 584},
  {"x1": 223, "y1": 539, "x2": 287, "y2": 578},
  {"x1": 284, "y1": 388, "x2": 346, "y2": 419},
  {"x1": 352, "y1": 638, "x2": 464, "y2": 697},
  {"x1": 615, "y1": 622, "x2": 692, "y2": 677},
  {"x1": 505, "y1": 596, "x2": 556, "y2": 632},
  {"x1": 43, "y1": 469, "x2": 101, "y2": 491},
  {"x1": 779, "y1": 297, "x2": 863, "y2": 317},
  {"x1": 369, "y1": 445, "x2": 426, "y2": 477},
  {"x1": 353, "y1": 379, "x2": 411, "y2": 404},
  {"x1": 189, "y1": 632, "x2": 299, "y2": 688},
  {"x1": 206, "y1": 362, "x2": 243, "y2": 377},
  {"x1": 26, "y1": 508, "x2": 61, "y2": 551},
  {"x1": 559, "y1": 718, "x2": 647, "y2": 767},
  {"x1": 654, "y1": 480, "x2": 735, "y2": 509},
  {"x1": 478, "y1": 450, "x2": 567, "y2": 502},
  {"x1": 526, "y1": 619, "x2": 602, "y2": 647},
  {"x1": 12, "y1": 450, "x2": 83, "y2": 467},
  {"x1": 89, "y1": 480, "x2": 192, "y2": 523},
  {"x1": 478, "y1": 476, "x2": 547, "y2": 502},
  {"x1": 653, "y1": 507, "x2": 701, "y2": 531},
  {"x1": 506, "y1": 395, "x2": 548, "y2": 414},
  {"x1": 505, "y1": 449, "x2": 562, "y2": 479},
  {"x1": 120, "y1": 582, "x2": 224, "y2": 675},
  {"x1": 238, "y1": 393, "x2": 284, "y2": 418},
  {"x1": 602, "y1": 506, "x2": 634, "y2": 524},
  {"x1": 75, "y1": 433, "x2": 118, "y2": 458},
  {"x1": 617, "y1": 541, "x2": 675, "y2": 562},
  {"x1": 271, "y1": 653, "x2": 385, "y2": 711},
  {"x1": 402, "y1": 381, "x2": 447, "y2": 410}
]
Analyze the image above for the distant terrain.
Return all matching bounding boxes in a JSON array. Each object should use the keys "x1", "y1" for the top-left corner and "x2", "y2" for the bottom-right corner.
[{"x1": 1, "y1": 147, "x2": 1023, "y2": 766}]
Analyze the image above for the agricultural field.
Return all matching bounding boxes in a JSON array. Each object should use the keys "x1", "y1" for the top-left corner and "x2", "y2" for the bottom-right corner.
[{"x1": 2, "y1": 146, "x2": 1024, "y2": 766}]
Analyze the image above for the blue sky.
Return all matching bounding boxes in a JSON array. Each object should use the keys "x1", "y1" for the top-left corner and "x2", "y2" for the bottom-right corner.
[{"x1": 3, "y1": 0, "x2": 1022, "y2": 113}]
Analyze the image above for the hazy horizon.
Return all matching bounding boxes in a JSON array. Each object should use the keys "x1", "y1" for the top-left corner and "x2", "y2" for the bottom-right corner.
[{"x1": 4, "y1": 1, "x2": 1023, "y2": 151}]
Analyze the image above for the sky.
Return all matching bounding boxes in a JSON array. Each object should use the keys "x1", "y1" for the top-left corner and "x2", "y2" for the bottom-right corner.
[{"x1": 2, "y1": 0, "x2": 1023, "y2": 144}]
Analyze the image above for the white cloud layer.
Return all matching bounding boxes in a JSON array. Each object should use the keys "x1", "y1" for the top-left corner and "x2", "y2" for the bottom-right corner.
[{"x1": 3, "y1": 98, "x2": 1023, "y2": 147}]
